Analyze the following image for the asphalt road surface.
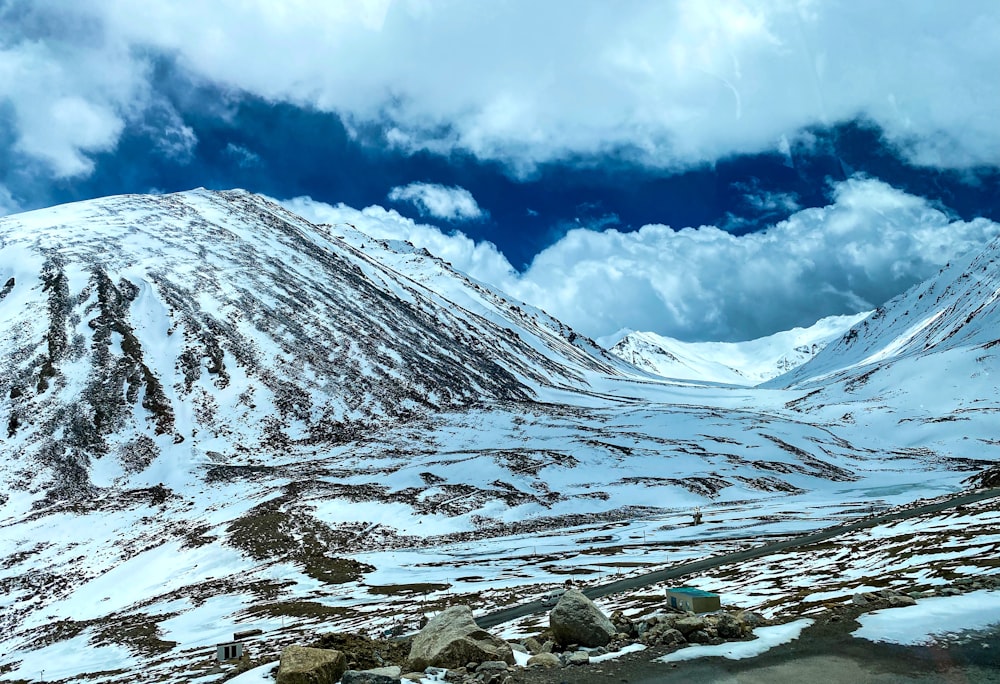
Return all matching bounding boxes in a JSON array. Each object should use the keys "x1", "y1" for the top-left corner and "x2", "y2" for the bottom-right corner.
[{"x1": 475, "y1": 487, "x2": 1000, "y2": 630}]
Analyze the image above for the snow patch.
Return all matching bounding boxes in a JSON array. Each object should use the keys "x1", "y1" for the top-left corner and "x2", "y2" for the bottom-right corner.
[
  {"x1": 853, "y1": 590, "x2": 1000, "y2": 645},
  {"x1": 656, "y1": 619, "x2": 813, "y2": 662}
]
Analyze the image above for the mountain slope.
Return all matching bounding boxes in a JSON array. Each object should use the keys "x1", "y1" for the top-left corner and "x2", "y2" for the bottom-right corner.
[
  {"x1": 771, "y1": 238, "x2": 1000, "y2": 389},
  {"x1": 763, "y1": 238, "x2": 1000, "y2": 452},
  {"x1": 0, "y1": 189, "x2": 651, "y2": 505},
  {"x1": 608, "y1": 313, "x2": 869, "y2": 385},
  {"x1": 1, "y1": 190, "x2": 998, "y2": 684}
]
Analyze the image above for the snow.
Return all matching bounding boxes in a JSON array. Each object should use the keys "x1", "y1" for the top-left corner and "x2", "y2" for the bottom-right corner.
[
  {"x1": 226, "y1": 663, "x2": 277, "y2": 684},
  {"x1": 656, "y1": 619, "x2": 813, "y2": 662},
  {"x1": 590, "y1": 643, "x2": 647, "y2": 662},
  {"x1": 610, "y1": 313, "x2": 869, "y2": 385},
  {"x1": 1, "y1": 630, "x2": 137, "y2": 683},
  {"x1": 853, "y1": 590, "x2": 1000, "y2": 645}
]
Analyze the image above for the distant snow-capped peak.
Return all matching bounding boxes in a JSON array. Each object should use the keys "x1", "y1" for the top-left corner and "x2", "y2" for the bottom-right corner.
[{"x1": 608, "y1": 312, "x2": 870, "y2": 385}]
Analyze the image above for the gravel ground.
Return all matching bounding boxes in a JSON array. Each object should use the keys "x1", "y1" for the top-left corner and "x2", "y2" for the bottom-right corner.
[{"x1": 508, "y1": 606, "x2": 1000, "y2": 684}]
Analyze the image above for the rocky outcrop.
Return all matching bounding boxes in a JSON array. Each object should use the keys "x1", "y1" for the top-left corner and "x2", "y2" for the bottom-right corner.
[
  {"x1": 277, "y1": 646, "x2": 347, "y2": 684},
  {"x1": 549, "y1": 589, "x2": 616, "y2": 647},
  {"x1": 853, "y1": 588, "x2": 918, "y2": 611},
  {"x1": 406, "y1": 605, "x2": 514, "y2": 671},
  {"x1": 474, "y1": 661, "x2": 513, "y2": 684}
]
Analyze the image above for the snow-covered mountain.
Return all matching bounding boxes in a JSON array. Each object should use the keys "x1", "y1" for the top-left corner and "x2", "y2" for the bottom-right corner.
[
  {"x1": 771, "y1": 240, "x2": 1000, "y2": 390},
  {"x1": 0, "y1": 189, "x2": 639, "y2": 505},
  {"x1": 1, "y1": 190, "x2": 997, "y2": 683},
  {"x1": 607, "y1": 313, "x2": 870, "y2": 385},
  {"x1": 763, "y1": 235, "x2": 1000, "y2": 448}
]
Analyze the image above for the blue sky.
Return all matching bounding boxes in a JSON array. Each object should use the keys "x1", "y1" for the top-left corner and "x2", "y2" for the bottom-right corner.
[{"x1": 3, "y1": 1, "x2": 1000, "y2": 341}]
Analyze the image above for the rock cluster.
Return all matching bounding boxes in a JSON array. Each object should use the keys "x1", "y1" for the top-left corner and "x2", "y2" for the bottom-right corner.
[
  {"x1": 851, "y1": 588, "x2": 917, "y2": 609},
  {"x1": 275, "y1": 595, "x2": 767, "y2": 682},
  {"x1": 270, "y1": 574, "x2": 1000, "y2": 683},
  {"x1": 849, "y1": 576, "x2": 1000, "y2": 614}
]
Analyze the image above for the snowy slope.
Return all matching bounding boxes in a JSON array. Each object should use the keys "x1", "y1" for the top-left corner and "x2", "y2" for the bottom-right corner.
[
  {"x1": 1, "y1": 190, "x2": 998, "y2": 683},
  {"x1": 0, "y1": 189, "x2": 646, "y2": 506},
  {"x1": 771, "y1": 238, "x2": 1000, "y2": 389},
  {"x1": 609, "y1": 313, "x2": 869, "y2": 385},
  {"x1": 761, "y1": 238, "x2": 1000, "y2": 457}
]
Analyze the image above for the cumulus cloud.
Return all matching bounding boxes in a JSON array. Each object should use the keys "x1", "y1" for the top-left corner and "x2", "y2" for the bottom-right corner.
[
  {"x1": 387, "y1": 182, "x2": 486, "y2": 222},
  {"x1": 283, "y1": 178, "x2": 1000, "y2": 342},
  {"x1": 4, "y1": 1, "x2": 1000, "y2": 178},
  {"x1": 0, "y1": 184, "x2": 21, "y2": 217},
  {"x1": 0, "y1": 2, "x2": 152, "y2": 178},
  {"x1": 224, "y1": 143, "x2": 261, "y2": 168},
  {"x1": 280, "y1": 195, "x2": 515, "y2": 286}
]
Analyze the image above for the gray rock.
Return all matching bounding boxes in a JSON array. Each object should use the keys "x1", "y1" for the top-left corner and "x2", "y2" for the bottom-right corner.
[
  {"x1": 887, "y1": 594, "x2": 917, "y2": 607},
  {"x1": 565, "y1": 651, "x2": 590, "y2": 666},
  {"x1": 716, "y1": 613, "x2": 743, "y2": 639},
  {"x1": 687, "y1": 630, "x2": 713, "y2": 644},
  {"x1": 737, "y1": 610, "x2": 766, "y2": 627},
  {"x1": 476, "y1": 661, "x2": 511, "y2": 684},
  {"x1": 476, "y1": 661, "x2": 510, "y2": 674},
  {"x1": 549, "y1": 589, "x2": 617, "y2": 647},
  {"x1": 341, "y1": 670, "x2": 400, "y2": 684},
  {"x1": 406, "y1": 605, "x2": 514, "y2": 671},
  {"x1": 276, "y1": 646, "x2": 347, "y2": 684},
  {"x1": 526, "y1": 653, "x2": 561, "y2": 669},
  {"x1": 673, "y1": 616, "x2": 706, "y2": 636},
  {"x1": 522, "y1": 637, "x2": 542, "y2": 654},
  {"x1": 661, "y1": 628, "x2": 685, "y2": 646},
  {"x1": 610, "y1": 609, "x2": 635, "y2": 636}
]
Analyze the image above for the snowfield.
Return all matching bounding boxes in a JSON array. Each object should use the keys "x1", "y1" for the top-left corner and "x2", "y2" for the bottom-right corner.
[
  {"x1": 0, "y1": 189, "x2": 999, "y2": 682},
  {"x1": 854, "y1": 590, "x2": 1000, "y2": 646}
]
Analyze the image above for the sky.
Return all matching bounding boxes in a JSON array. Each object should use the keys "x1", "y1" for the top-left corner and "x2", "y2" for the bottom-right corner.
[{"x1": 2, "y1": 0, "x2": 1000, "y2": 342}]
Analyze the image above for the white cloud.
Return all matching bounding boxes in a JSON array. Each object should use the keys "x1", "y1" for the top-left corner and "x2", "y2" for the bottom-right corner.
[
  {"x1": 279, "y1": 196, "x2": 515, "y2": 286},
  {"x1": 387, "y1": 182, "x2": 485, "y2": 222},
  {"x1": 224, "y1": 143, "x2": 261, "y2": 168},
  {"x1": 3, "y1": 2, "x2": 999, "y2": 177},
  {"x1": 54, "y1": 0, "x2": 1000, "y2": 173},
  {"x1": 0, "y1": 5, "x2": 151, "y2": 177},
  {"x1": 283, "y1": 178, "x2": 1000, "y2": 342},
  {"x1": 0, "y1": 184, "x2": 21, "y2": 216}
]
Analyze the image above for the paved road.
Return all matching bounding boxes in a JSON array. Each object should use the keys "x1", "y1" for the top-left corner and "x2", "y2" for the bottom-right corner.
[{"x1": 475, "y1": 487, "x2": 1000, "y2": 630}]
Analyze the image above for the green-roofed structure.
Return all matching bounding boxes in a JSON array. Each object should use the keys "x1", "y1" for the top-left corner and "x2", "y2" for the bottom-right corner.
[{"x1": 666, "y1": 587, "x2": 720, "y2": 613}]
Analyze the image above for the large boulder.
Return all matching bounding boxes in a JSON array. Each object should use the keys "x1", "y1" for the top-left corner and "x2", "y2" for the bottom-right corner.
[
  {"x1": 277, "y1": 646, "x2": 347, "y2": 684},
  {"x1": 549, "y1": 589, "x2": 616, "y2": 647},
  {"x1": 406, "y1": 605, "x2": 514, "y2": 671}
]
